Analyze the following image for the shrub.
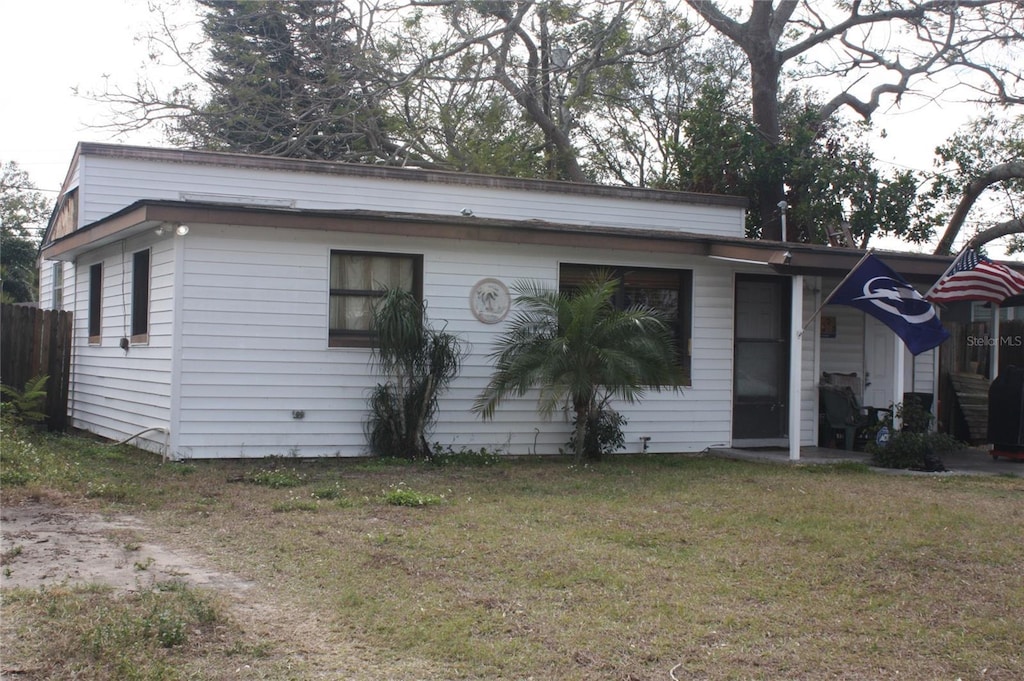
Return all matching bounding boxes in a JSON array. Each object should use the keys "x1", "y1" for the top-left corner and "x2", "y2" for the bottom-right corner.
[
  {"x1": 0, "y1": 374, "x2": 48, "y2": 426},
  {"x1": 366, "y1": 288, "x2": 464, "y2": 461},
  {"x1": 866, "y1": 401, "x2": 964, "y2": 471},
  {"x1": 567, "y1": 408, "x2": 627, "y2": 461},
  {"x1": 430, "y1": 444, "x2": 502, "y2": 467}
]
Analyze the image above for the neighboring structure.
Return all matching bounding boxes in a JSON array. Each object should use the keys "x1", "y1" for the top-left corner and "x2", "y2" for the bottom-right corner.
[{"x1": 38, "y1": 143, "x2": 972, "y2": 460}]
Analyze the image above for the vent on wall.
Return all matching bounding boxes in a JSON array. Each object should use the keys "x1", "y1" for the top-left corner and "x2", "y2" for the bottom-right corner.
[{"x1": 179, "y1": 192, "x2": 296, "y2": 208}]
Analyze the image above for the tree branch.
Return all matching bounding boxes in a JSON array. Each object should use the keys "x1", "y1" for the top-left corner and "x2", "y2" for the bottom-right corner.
[{"x1": 934, "y1": 161, "x2": 1024, "y2": 255}]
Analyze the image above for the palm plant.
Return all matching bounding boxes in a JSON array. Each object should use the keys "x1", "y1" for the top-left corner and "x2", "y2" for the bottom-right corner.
[
  {"x1": 366, "y1": 288, "x2": 464, "y2": 460},
  {"x1": 474, "y1": 274, "x2": 683, "y2": 463}
]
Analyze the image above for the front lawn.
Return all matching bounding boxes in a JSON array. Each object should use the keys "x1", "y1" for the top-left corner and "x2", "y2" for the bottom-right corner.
[{"x1": 2, "y1": 423, "x2": 1022, "y2": 680}]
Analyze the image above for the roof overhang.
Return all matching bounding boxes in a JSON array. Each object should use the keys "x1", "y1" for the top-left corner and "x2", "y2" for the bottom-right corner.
[{"x1": 41, "y1": 199, "x2": 1020, "y2": 285}]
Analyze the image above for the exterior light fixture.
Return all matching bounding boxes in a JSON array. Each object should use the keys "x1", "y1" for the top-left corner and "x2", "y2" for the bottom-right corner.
[{"x1": 175, "y1": 224, "x2": 190, "y2": 236}]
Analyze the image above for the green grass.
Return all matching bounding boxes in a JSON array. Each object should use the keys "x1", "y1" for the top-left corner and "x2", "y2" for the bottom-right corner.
[
  {"x1": 1, "y1": 582, "x2": 248, "y2": 680},
  {"x1": 3, "y1": 419, "x2": 1024, "y2": 679}
]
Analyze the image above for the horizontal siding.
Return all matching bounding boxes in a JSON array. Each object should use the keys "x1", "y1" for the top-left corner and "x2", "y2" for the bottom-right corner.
[
  {"x1": 169, "y1": 225, "x2": 740, "y2": 459},
  {"x1": 67, "y1": 233, "x2": 176, "y2": 455},
  {"x1": 800, "y1": 278, "x2": 818, "y2": 446},
  {"x1": 819, "y1": 300, "x2": 866, "y2": 379},
  {"x1": 77, "y1": 155, "x2": 744, "y2": 239}
]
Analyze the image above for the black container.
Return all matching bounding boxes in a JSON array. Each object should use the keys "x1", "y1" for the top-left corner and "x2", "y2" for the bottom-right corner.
[{"x1": 988, "y1": 365, "x2": 1024, "y2": 447}]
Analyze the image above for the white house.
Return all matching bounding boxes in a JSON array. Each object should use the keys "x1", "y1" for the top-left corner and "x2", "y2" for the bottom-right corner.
[{"x1": 38, "y1": 142, "x2": 956, "y2": 460}]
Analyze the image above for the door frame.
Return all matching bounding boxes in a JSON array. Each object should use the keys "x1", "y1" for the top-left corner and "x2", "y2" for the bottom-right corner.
[{"x1": 732, "y1": 273, "x2": 792, "y2": 446}]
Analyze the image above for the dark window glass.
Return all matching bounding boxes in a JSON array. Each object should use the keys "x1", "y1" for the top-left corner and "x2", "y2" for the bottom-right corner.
[
  {"x1": 559, "y1": 263, "x2": 693, "y2": 384},
  {"x1": 131, "y1": 249, "x2": 150, "y2": 339},
  {"x1": 88, "y1": 263, "x2": 102, "y2": 342}
]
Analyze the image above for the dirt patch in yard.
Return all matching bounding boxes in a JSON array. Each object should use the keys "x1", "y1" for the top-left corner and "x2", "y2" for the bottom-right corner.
[
  {"x1": 0, "y1": 498, "x2": 446, "y2": 680},
  {"x1": 1, "y1": 500, "x2": 255, "y2": 594}
]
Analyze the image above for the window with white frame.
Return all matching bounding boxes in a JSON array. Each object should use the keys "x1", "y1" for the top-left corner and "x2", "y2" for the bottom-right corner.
[{"x1": 52, "y1": 262, "x2": 63, "y2": 309}]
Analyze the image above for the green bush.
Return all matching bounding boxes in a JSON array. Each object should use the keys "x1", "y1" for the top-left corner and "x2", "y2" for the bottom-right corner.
[
  {"x1": 431, "y1": 444, "x2": 502, "y2": 467},
  {"x1": 866, "y1": 400, "x2": 964, "y2": 471},
  {"x1": 0, "y1": 374, "x2": 48, "y2": 426},
  {"x1": 567, "y1": 408, "x2": 627, "y2": 461}
]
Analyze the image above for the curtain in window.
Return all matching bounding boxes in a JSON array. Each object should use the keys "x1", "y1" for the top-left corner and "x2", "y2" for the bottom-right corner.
[{"x1": 330, "y1": 254, "x2": 414, "y2": 331}]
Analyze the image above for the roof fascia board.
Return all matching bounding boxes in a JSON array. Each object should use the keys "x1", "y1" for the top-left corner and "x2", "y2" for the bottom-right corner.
[{"x1": 44, "y1": 199, "x2": 1019, "y2": 284}]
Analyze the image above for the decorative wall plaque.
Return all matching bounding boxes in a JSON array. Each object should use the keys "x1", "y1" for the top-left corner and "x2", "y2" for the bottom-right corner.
[{"x1": 470, "y1": 278, "x2": 511, "y2": 324}]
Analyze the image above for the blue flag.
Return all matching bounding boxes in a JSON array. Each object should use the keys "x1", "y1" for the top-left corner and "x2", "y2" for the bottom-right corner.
[{"x1": 829, "y1": 254, "x2": 949, "y2": 356}]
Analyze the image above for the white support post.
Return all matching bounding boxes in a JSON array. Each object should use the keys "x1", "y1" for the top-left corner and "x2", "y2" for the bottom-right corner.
[
  {"x1": 892, "y1": 333, "x2": 905, "y2": 432},
  {"x1": 789, "y1": 275, "x2": 804, "y2": 461}
]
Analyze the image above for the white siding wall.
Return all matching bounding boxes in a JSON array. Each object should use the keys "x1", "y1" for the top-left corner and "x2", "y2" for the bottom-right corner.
[
  {"x1": 76, "y1": 155, "x2": 744, "y2": 238},
  {"x1": 68, "y1": 234, "x2": 176, "y2": 454},
  {"x1": 170, "y1": 223, "x2": 741, "y2": 459},
  {"x1": 37, "y1": 259, "x2": 73, "y2": 311},
  {"x1": 800, "y1": 278, "x2": 820, "y2": 446},
  {"x1": 37, "y1": 259, "x2": 55, "y2": 310}
]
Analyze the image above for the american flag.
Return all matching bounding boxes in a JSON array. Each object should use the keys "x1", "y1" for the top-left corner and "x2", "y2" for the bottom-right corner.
[{"x1": 926, "y1": 248, "x2": 1024, "y2": 304}]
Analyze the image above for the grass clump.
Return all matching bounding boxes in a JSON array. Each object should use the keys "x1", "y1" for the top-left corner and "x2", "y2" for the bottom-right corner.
[
  {"x1": 271, "y1": 497, "x2": 320, "y2": 513},
  {"x1": 381, "y1": 484, "x2": 445, "y2": 507},
  {"x1": 245, "y1": 463, "x2": 306, "y2": 488},
  {"x1": 1, "y1": 583, "x2": 232, "y2": 679}
]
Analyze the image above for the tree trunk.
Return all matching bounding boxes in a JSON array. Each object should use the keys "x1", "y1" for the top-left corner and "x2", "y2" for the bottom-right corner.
[
  {"x1": 573, "y1": 402, "x2": 588, "y2": 465},
  {"x1": 747, "y1": 21, "x2": 785, "y2": 241}
]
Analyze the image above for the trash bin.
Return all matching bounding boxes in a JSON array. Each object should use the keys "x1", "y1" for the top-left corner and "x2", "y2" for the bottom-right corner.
[{"x1": 988, "y1": 365, "x2": 1024, "y2": 461}]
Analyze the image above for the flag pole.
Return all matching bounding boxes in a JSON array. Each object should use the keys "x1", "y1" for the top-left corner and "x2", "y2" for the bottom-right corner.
[
  {"x1": 798, "y1": 249, "x2": 874, "y2": 336},
  {"x1": 923, "y1": 244, "x2": 967, "y2": 300}
]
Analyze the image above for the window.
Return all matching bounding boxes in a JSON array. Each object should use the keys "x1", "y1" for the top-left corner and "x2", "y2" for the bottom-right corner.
[
  {"x1": 131, "y1": 249, "x2": 150, "y2": 341},
  {"x1": 88, "y1": 263, "x2": 102, "y2": 343},
  {"x1": 560, "y1": 263, "x2": 693, "y2": 384},
  {"x1": 329, "y1": 251, "x2": 422, "y2": 347},
  {"x1": 52, "y1": 262, "x2": 63, "y2": 309}
]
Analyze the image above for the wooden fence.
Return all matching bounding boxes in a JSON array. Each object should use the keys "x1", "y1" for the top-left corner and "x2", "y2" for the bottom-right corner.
[{"x1": 1, "y1": 303, "x2": 73, "y2": 430}]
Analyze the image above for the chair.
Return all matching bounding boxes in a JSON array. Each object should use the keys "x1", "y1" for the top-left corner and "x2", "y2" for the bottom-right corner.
[{"x1": 819, "y1": 385, "x2": 867, "y2": 450}]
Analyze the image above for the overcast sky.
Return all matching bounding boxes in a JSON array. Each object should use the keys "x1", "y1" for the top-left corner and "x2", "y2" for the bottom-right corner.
[{"x1": 0, "y1": 0, "x2": 1010, "y2": 256}]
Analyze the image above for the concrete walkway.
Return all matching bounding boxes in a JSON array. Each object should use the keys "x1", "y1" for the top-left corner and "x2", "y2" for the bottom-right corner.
[{"x1": 709, "y1": 445, "x2": 1024, "y2": 476}]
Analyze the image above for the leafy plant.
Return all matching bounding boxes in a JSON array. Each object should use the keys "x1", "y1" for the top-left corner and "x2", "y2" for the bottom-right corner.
[
  {"x1": 430, "y1": 444, "x2": 502, "y2": 467},
  {"x1": 0, "y1": 374, "x2": 48, "y2": 426},
  {"x1": 867, "y1": 401, "x2": 964, "y2": 471},
  {"x1": 474, "y1": 275, "x2": 681, "y2": 464},
  {"x1": 566, "y1": 407, "x2": 627, "y2": 461},
  {"x1": 366, "y1": 288, "x2": 465, "y2": 461}
]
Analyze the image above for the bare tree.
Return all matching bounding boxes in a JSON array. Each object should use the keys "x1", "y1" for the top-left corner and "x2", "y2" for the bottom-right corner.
[
  {"x1": 685, "y1": 0, "x2": 1024, "y2": 239},
  {"x1": 395, "y1": 0, "x2": 707, "y2": 183}
]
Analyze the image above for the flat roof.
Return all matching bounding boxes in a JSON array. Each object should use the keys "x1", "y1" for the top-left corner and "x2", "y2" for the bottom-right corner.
[{"x1": 70, "y1": 142, "x2": 750, "y2": 209}]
